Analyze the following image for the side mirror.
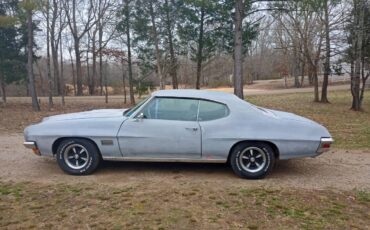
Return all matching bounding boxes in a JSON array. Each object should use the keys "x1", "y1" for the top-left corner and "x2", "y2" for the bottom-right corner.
[{"x1": 134, "y1": 113, "x2": 145, "y2": 122}]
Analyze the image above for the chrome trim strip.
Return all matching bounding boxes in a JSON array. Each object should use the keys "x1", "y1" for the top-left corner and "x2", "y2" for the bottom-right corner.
[
  {"x1": 102, "y1": 156, "x2": 226, "y2": 163},
  {"x1": 24, "y1": 141, "x2": 36, "y2": 149},
  {"x1": 321, "y1": 137, "x2": 334, "y2": 143}
]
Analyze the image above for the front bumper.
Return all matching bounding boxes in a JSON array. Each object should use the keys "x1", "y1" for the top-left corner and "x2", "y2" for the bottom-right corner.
[{"x1": 24, "y1": 141, "x2": 41, "y2": 156}]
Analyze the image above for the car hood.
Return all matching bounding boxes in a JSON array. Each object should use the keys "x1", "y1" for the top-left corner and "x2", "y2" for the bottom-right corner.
[{"x1": 42, "y1": 109, "x2": 128, "y2": 122}]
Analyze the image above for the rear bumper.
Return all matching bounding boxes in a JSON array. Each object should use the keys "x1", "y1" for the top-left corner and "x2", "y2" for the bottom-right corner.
[
  {"x1": 316, "y1": 137, "x2": 334, "y2": 154},
  {"x1": 24, "y1": 141, "x2": 41, "y2": 156}
]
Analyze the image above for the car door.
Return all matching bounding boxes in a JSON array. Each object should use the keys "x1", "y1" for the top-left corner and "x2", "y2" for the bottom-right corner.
[{"x1": 117, "y1": 97, "x2": 201, "y2": 159}]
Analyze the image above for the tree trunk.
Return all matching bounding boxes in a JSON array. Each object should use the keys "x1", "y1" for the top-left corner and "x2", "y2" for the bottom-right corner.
[
  {"x1": 99, "y1": 2, "x2": 104, "y2": 96},
  {"x1": 59, "y1": 0, "x2": 65, "y2": 105},
  {"x1": 60, "y1": 31, "x2": 65, "y2": 106},
  {"x1": 293, "y1": 49, "x2": 301, "y2": 88},
  {"x1": 233, "y1": 0, "x2": 244, "y2": 99},
  {"x1": 70, "y1": 0, "x2": 83, "y2": 96},
  {"x1": 359, "y1": 57, "x2": 369, "y2": 107},
  {"x1": 308, "y1": 71, "x2": 313, "y2": 85},
  {"x1": 68, "y1": 48, "x2": 77, "y2": 96},
  {"x1": 351, "y1": 0, "x2": 364, "y2": 111},
  {"x1": 149, "y1": 0, "x2": 164, "y2": 90},
  {"x1": 27, "y1": 8, "x2": 40, "y2": 111},
  {"x1": 74, "y1": 39, "x2": 83, "y2": 96},
  {"x1": 0, "y1": 73, "x2": 6, "y2": 104},
  {"x1": 313, "y1": 71, "x2": 319, "y2": 102},
  {"x1": 46, "y1": 0, "x2": 53, "y2": 108},
  {"x1": 104, "y1": 60, "x2": 108, "y2": 103},
  {"x1": 125, "y1": 0, "x2": 135, "y2": 105},
  {"x1": 195, "y1": 6, "x2": 205, "y2": 90},
  {"x1": 51, "y1": 0, "x2": 60, "y2": 96},
  {"x1": 321, "y1": 0, "x2": 330, "y2": 103},
  {"x1": 87, "y1": 32, "x2": 91, "y2": 95},
  {"x1": 35, "y1": 60, "x2": 45, "y2": 96},
  {"x1": 92, "y1": 33, "x2": 97, "y2": 95},
  {"x1": 165, "y1": 0, "x2": 178, "y2": 89},
  {"x1": 300, "y1": 60, "x2": 305, "y2": 87},
  {"x1": 122, "y1": 62, "x2": 127, "y2": 104}
]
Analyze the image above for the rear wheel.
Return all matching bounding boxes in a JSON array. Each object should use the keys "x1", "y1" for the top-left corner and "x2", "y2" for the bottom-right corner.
[
  {"x1": 56, "y1": 139, "x2": 100, "y2": 175},
  {"x1": 230, "y1": 142, "x2": 275, "y2": 179}
]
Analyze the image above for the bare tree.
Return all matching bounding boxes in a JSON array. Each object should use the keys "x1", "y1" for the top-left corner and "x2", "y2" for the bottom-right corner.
[
  {"x1": 233, "y1": 0, "x2": 244, "y2": 99},
  {"x1": 46, "y1": 0, "x2": 53, "y2": 108},
  {"x1": 59, "y1": 0, "x2": 65, "y2": 105},
  {"x1": 63, "y1": 0, "x2": 97, "y2": 96},
  {"x1": 68, "y1": 46, "x2": 77, "y2": 96},
  {"x1": 351, "y1": 0, "x2": 369, "y2": 110},
  {"x1": 118, "y1": 0, "x2": 135, "y2": 104},
  {"x1": 25, "y1": 1, "x2": 40, "y2": 111},
  {"x1": 321, "y1": 0, "x2": 330, "y2": 103},
  {"x1": 164, "y1": 0, "x2": 178, "y2": 89},
  {"x1": 148, "y1": 0, "x2": 164, "y2": 89}
]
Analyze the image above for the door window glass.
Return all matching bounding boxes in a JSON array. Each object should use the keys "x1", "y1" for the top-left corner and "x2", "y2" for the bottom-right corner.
[{"x1": 141, "y1": 97, "x2": 199, "y2": 121}]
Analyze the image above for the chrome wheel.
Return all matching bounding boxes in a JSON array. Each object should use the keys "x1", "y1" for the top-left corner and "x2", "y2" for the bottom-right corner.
[
  {"x1": 239, "y1": 147, "x2": 267, "y2": 173},
  {"x1": 63, "y1": 144, "x2": 89, "y2": 170}
]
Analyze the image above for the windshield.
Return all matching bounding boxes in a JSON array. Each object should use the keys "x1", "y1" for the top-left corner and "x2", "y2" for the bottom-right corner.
[{"x1": 124, "y1": 96, "x2": 151, "y2": 117}]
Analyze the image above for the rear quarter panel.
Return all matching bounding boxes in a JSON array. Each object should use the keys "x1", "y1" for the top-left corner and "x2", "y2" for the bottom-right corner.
[{"x1": 200, "y1": 103, "x2": 328, "y2": 160}]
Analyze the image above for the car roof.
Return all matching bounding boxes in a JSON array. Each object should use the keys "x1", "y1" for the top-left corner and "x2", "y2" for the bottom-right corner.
[{"x1": 151, "y1": 89, "x2": 238, "y2": 103}]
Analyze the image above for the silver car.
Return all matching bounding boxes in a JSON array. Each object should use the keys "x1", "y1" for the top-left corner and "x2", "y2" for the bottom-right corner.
[{"x1": 24, "y1": 90, "x2": 333, "y2": 179}]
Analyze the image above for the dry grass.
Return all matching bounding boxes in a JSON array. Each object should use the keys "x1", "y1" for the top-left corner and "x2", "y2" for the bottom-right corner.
[
  {"x1": 248, "y1": 90, "x2": 370, "y2": 149},
  {"x1": 0, "y1": 181, "x2": 369, "y2": 229}
]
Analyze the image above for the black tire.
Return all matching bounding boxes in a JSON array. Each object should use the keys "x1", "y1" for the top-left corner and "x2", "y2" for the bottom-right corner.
[
  {"x1": 56, "y1": 138, "x2": 101, "y2": 175},
  {"x1": 230, "y1": 142, "x2": 275, "y2": 179}
]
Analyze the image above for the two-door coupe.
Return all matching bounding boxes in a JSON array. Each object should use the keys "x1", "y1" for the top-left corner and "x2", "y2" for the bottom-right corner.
[{"x1": 24, "y1": 90, "x2": 333, "y2": 179}]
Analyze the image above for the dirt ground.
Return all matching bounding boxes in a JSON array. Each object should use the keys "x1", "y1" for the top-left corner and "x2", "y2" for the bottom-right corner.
[{"x1": 1, "y1": 133, "x2": 369, "y2": 191}]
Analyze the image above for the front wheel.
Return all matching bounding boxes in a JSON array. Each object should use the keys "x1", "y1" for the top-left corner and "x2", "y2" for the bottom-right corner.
[
  {"x1": 230, "y1": 142, "x2": 275, "y2": 179},
  {"x1": 56, "y1": 139, "x2": 101, "y2": 175}
]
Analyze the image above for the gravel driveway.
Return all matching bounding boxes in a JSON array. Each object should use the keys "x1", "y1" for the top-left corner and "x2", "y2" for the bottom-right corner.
[{"x1": 1, "y1": 133, "x2": 369, "y2": 191}]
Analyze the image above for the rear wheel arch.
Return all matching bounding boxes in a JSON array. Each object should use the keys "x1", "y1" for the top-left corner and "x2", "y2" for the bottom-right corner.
[{"x1": 227, "y1": 140, "x2": 279, "y2": 164}]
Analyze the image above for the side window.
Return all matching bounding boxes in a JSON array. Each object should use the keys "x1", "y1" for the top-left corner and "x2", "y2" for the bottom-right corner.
[
  {"x1": 141, "y1": 97, "x2": 199, "y2": 121},
  {"x1": 198, "y1": 100, "x2": 229, "y2": 121}
]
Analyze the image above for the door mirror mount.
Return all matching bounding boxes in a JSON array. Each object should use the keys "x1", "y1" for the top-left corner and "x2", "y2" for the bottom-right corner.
[{"x1": 134, "y1": 113, "x2": 145, "y2": 122}]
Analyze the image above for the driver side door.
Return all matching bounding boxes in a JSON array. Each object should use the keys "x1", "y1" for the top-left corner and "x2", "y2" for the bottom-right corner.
[{"x1": 117, "y1": 97, "x2": 201, "y2": 159}]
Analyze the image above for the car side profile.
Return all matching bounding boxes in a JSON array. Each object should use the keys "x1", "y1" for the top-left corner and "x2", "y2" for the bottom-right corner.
[{"x1": 24, "y1": 90, "x2": 333, "y2": 179}]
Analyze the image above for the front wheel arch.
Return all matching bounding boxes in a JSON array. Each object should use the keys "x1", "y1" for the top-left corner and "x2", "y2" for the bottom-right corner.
[
  {"x1": 52, "y1": 137, "x2": 101, "y2": 158},
  {"x1": 227, "y1": 140, "x2": 279, "y2": 164}
]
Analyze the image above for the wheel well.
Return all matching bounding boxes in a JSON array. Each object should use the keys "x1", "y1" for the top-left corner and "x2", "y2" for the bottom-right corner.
[
  {"x1": 52, "y1": 137, "x2": 102, "y2": 157},
  {"x1": 227, "y1": 140, "x2": 280, "y2": 163}
]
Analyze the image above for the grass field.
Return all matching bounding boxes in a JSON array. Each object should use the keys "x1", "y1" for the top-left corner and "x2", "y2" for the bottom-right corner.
[
  {"x1": 0, "y1": 182, "x2": 369, "y2": 229},
  {"x1": 248, "y1": 90, "x2": 370, "y2": 149}
]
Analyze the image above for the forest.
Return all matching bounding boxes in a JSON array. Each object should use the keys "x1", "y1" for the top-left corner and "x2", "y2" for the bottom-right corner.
[{"x1": 0, "y1": 0, "x2": 369, "y2": 110}]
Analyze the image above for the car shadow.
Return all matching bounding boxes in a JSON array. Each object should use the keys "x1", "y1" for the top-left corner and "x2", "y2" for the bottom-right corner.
[
  {"x1": 96, "y1": 159, "x2": 308, "y2": 178},
  {"x1": 99, "y1": 160, "x2": 231, "y2": 174}
]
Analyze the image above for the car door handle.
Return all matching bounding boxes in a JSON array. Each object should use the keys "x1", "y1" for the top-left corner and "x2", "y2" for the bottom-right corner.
[{"x1": 185, "y1": 127, "x2": 198, "y2": 131}]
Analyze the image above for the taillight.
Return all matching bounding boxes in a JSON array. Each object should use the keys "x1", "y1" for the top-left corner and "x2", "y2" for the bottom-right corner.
[{"x1": 317, "y1": 137, "x2": 333, "y2": 153}]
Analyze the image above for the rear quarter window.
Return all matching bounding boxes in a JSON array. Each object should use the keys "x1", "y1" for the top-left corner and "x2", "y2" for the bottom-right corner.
[{"x1": 198, "y1": 100, "x2": 229, "y2": 121}]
